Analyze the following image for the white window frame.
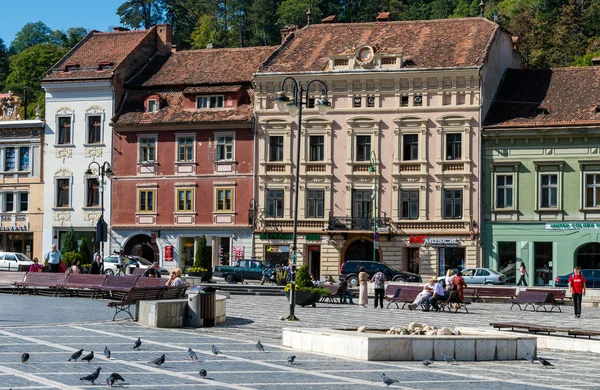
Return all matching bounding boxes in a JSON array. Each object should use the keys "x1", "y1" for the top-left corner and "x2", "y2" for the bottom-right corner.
[
  {"x1": 534, "y1": 161, "x2": 564, "y2": 211},
  {"x1": 442, "y1": 187, "x2": 463, "y2": 220},
  {"x1": 495, "y1": 174, "x2": 514, "y2": 209},
  {"x1": 175, "y1": 134, "x2": 196, "y2": 163},
  {"x1": 147, "y1": 99, "x2": 159, "y2": 113},
  {"x1": 214, "y1": 133, "x2": 235, "y2": 162},
  {"x1": 196, "y1": 95, "x2": 224, "y2": 109},
  {"x1": 138, "y1": 135, "x2": 158, "y2": 164},
  {"x1": 3, "y1": 192, "x2": 15, "y2": 212},
  {"x1": 84, "y1": 106, "x2": 105, "y2": 145},
  {"x1": 539, "y1": 173, "x2": 559, "y2": 209},
  {"x1": 305, "y1": 188, "x2": 325, "y2": 219},
  {"x1": 346, "y1": 117, "x2": 380, "y2": 166},
  {"x1": 489, "y1": 162, "x2": 520, "y2": 213},
  {"x1": 18, "y1": 192, "x2": 28, "y2": 212}
]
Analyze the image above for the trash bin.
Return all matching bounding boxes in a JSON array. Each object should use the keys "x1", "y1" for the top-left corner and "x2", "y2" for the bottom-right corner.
[{"x1": 187, "y1": 286, "x2": 216, "y2": 327}]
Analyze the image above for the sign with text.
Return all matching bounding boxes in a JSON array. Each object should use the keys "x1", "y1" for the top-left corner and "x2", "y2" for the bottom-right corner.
[
  {"x1": 164, "y1": 245, "x2": 173, "y2": 261},
  {"x1": 546, "y1": 222, "x2": 600, "y2": 230},
  {"x1": 409, "y1": 235, "x2": 459, "y2": 247}
]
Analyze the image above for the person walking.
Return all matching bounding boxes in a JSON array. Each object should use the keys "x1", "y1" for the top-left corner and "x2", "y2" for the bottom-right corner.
[
  {"x1": 568, "y1": 266, "x2": 586, "y2": 318},
  {"x1": 517, "y1": 262, "x2": 529, "y2": 286},
  {"x1": 89, "y1": 255, "x2": 102, "y2": 274},
  {"x1": 358, "y1": 266, "x2": 369, "y2": 307},
  {"x1": 452, "y1": 270, "x2": 467, "y2": 302},
  {"x1": 43, "y1": 244, "x2": 62, "y2": 273},
  {"x1": 372, "y1": 268, "x2": 386, "y2": 309}
]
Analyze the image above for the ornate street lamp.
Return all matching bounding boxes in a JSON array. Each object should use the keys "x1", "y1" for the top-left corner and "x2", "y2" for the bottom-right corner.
[
  {"x1": 84, "y1": 161, "x2": 113, "y2": 258},
  {"x1": 368, "y1": 151, "x2": 378, "y2": 262},
  {"x1": 275, "y1": 77, "x2": 330, "y2": 321}
]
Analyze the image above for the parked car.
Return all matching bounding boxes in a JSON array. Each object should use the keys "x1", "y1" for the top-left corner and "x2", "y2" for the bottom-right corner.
[
  {"x1": 0, "y1": 252, "x2": 34, "y2": 272},
  {"x1": 339, "y1": 260, "x2": 422, "y2": 287},
  {"x1": 214, "y1": 259, "x2": 269, "y2": 283},
  {"x1": 555, "y1": 269, "x2": 599, "y2": 288},
  {"x1": 103, "y1": 255, "x2": 169, "y2": 276},
  {"x1": 459, "y1": 268, "x2": 506, "y2": 285}
]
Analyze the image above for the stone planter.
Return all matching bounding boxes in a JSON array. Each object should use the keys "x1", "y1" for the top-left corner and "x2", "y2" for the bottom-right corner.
[
  {"x1": 285, "y1": 290, "x2": 321, "y2": 307},
  {"x1": 188, "y1": 271, "x2": 212, "y2": 282}
]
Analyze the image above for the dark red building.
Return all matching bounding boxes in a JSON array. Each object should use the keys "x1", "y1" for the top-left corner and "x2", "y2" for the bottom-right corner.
[{"x1": 111, "y1": 45, "x2": 276, "y2": 269}]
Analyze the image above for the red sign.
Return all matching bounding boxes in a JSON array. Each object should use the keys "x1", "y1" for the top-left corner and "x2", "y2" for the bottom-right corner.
[
  {"x1": 164, "y1": 245, "x2": 173, "y2": 261},
  {"x1": 409, "y1": 235, "x2": 427, "y2": 245},
  {"x1": 151, "y1": 234, "x2": 157, "y2": 244}
]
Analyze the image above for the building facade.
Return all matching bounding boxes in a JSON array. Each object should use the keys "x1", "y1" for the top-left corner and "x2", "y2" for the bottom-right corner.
[
  {"x1": 483, "y1": 67, "x2": 600, "y2": 286},
  {"x1": 42, "y1": 25, "x2": 171, "y2": 257},
  {"x1": 253, "y1": 17, "x2": 521, "y2": 280},
  {"x1": 110, "y1": 46, "x2": 275, "y2": 269},
  {"x1": 0, "y1": 93, "x2": 44, "y2": 260}
]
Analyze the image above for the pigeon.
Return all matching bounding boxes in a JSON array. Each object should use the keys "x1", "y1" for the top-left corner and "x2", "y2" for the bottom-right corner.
[
  {"x1": 422, "y1": 359, "x2": 433, "y2": 367},
  {"x1": 149, "y1": 354, "x2": 166, "y2": 367},
  {"x1": 287, "y1": 355, "x2": 296, "y2": 364},
  {"x1": 21, "y1": 353, "x2": 29, "y2": 364},
  {"x1": 381, "y1": 373, "x2": 399, "y2": 387},
  {"x1": 69, "y1": 349, "x2": 84, "y2": 362},
  {"x1": 79, "y1": 367, "x2": 101, "y2": 385},
  {"x1": 211, "y1": 345, "x2": 220, "y2": 356},
  {"x1": 199, "y1": 369, "x2": 208, "y2": 378},
  {"x1": 540, "y1": 358, "x2": 554, "y2": 368},
  {"x1": 104, "y1": 346, "x2": 111, "y2": 359},
  {"x1": 525, "y1": 352, "x2": 534, "y2": 363},
  {"x1": 106, "y1": 372, "x2": 125, "y2": 387},
  {"x1": 256, "y1": 341, "x2": 264, "y2": 352},
  {"x1": 442, "y1": 353, "x2": 456, "y2": 364},
  {"x1": 188, "y1": 347, "x2": 198, "y2": 360},
  {"x1": 81, "y1": 351, "x2": 94, "y2": 364},
  {"x1": 133, "y1": 338, "x2": 142, "y2": 350}
]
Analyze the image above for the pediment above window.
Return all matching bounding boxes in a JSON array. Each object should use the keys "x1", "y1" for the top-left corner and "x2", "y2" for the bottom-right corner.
[{"x1": 328, "y1": 44, "x2": 402, "y2": 71}]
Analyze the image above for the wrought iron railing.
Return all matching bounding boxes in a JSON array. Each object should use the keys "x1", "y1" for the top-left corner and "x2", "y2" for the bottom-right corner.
[{"x1": 327, "y1": 213, "x2": 389, "y2": 231}]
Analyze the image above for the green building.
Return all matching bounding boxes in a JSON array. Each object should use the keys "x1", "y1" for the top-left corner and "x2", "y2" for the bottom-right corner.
[{"x1": 482, "y1": 68, "x2": 600, "y2": 286}]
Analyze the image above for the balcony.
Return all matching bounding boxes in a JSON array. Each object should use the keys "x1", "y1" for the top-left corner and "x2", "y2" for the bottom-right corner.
[{"x1": 328, "y1": 214, "x2": 390, "y2": 231}]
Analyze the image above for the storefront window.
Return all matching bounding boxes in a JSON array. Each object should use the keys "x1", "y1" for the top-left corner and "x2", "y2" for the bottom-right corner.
[
  {"x1": 0, "y1": 233, "x2": 34, "y2": 260},
  {"x1": 219, "y1": 238, "x2": 231, "y2": 265},
  {"x1": 534, "y1": 242, "x2": 553, "y2": 286},
  {"x1": 498, "y1": 242, "x2": 517, "y2": 284},
  {"x1": 265, "y1": 245, "x2": 289, "y2": 266},
  {"x1": 180, "y1": 237, "x2": 195, "y2": 267},
  {"x1": 439, "y1": 247, "x2": 464, "y2": 276},
  {"x1": 407, "y1": 248, "x2": 420, "y2": 274}
]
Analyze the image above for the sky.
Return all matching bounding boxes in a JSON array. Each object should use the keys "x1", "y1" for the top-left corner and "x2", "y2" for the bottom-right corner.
[{"x1": 0, "y1": 0, "x2": 125, "y2": 46}]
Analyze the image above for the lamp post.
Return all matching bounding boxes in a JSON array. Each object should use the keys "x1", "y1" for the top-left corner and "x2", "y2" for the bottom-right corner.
[
  {"x1": 84, "y1": 161, "x2": 113, "y2": 258},
  {"x1": 275, "y1": 77, "x2": 330, "y2": 321},
  {"x1": 368, "y1": 151, "x2": 378, "y2": 262}
]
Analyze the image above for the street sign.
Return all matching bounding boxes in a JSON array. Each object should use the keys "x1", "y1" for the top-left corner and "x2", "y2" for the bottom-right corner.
[
  {"x1": 377, "y1": 227, "x2": 389, "y2": 233},
  {"x1": 374, "y1": 242, "x2": 379, "y2": 249},
  {"x1": 374, "y1": 232, "x2": 380, "y2": 242}
]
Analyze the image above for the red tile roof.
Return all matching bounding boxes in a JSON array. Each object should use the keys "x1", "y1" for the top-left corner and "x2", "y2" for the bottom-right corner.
[
  {"x1": 44, "y1": 29, "x2": 154, "y2": 81},
  {"x1": 485, "y1": 67, "x2": 600, "y2": 129},
  {"x1": 183, "y1": 85, "x2": 242, "y2": 94},
  {"x1": 259, "y1": 17, "x2": 499, "y2": 73}
]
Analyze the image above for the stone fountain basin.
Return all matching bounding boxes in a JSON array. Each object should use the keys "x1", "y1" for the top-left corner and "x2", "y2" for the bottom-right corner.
[{"x1": 282, "y1": 327, "x2": 536, "y2": 361}]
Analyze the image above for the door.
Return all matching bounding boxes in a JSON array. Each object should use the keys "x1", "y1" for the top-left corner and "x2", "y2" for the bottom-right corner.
[
  {"x1": 462, "y1": 268, "x2": 476, "y2": 284},
  {"x1": 4, "y1": 253, "x2": 17, "y2": 271},
  {"x1": 309, "y1": 247, "x2": 321, "y2": 280},
  {"x1": 475, "y1": 268, "x2": 492, "y2": 284},
  {"x1": 352, "y1": 190, "x2": 372, "y2": 230},
  {"x1": 0, "y1": 253, "x2": 6, "y2": 271}
]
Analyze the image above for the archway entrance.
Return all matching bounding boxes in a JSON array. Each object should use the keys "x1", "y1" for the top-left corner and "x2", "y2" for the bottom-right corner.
[
  {"x1": 576, "y1": 243, "x2": 600, "y2": 269},
  {"x1": 124, "y1": 234, "x2": 159, "y2": 263},
  {"x1": 344, "y1": 239, "x2": 380, "y2": 262}
]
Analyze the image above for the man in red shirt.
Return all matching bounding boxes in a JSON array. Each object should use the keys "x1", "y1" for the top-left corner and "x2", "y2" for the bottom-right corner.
[{"x1": 568, "y1": 266, "x2": 586, "y2": 318}]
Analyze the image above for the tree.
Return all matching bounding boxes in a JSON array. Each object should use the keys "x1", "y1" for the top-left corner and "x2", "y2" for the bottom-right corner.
[
  {"x1": 548, "y1": 0, "x2": 586, "y2": 66},
  {"x1": 62, "y1": 227, "x2": 78, "y2": 254},
  {"x1": 0, "y1": 38, "x2": 8, "y2": 90},
  {"x1": 9, "y1": 21, "x2": 53, "y2": 54},
  {"x1": 276, "y1": 0, "x2": 323, "y2": 27},
  {"x1": 79, "y1": 237, "x2": 92, "y2": 264},
  {"x1": 190, "y1": 15, "x2": 220, "y2": 49},
  {"x1": 194, "y1": 235, "x2": 208, "y2": 269},
  {"x1": 52, "y1": 27, "x2": 89, "y2": 50},
  {"x1": 573, "y1": 50, "x2": 600, "y2": 66},
  {"x1": 117, "y1": 0, "x2": 166, "y2": 29},
  {"x1": 248, "y1": 0, "x2": 282, "y2": 46}
]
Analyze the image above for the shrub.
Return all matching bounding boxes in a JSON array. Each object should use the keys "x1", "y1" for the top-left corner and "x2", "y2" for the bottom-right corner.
[
  {"x1": 295, "y1": 264, "x2": 312, "y2": 288},
  {"x1": 194, "y1": 235, "x2": 209, "y2": 269},
  {"x1": 78, "y1": 237, "x2": 91, "y2": 263},
  {"x1": 62, "y1": 252, "x2": 83, "y2": 268},
  {"x1": 62, "y1": 227, "x2": 77, "y2": 253}
]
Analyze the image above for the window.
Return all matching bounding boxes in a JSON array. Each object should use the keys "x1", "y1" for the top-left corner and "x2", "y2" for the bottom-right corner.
[
  {"x1": 87, "y1": 115, "x2": 102, "y2": 144},
  {"x1": 139, "y1": 138, "x2": 156, "y2": 163},
  {"x1": 356, "y1": 135, "x2": 371, "y2": 161},
  {"x1": 269, "y1": 136, "x2": 284, "y2": 162},
  {"x1": 400, "y1": 190, "x2": 419, "y2": 219},
  {"x1": 496, "y1": 175, "x2": 513, "y2": 209},
  {"x1": 443, "y1": 189, "x2": 462, "y2": 219},
  {"x1": 446, "y1": 133, "x2": 462, "y2": 160},
  {"x1": 4, "y1": 147, "x2": 15, "y2": 171},
  {"x1": 56, "y1": 179, "x2": 70, "y2": 208},
  {"x1": 19, "y1": 147, "x2": 29, "y2": 171},
  {"x1": 400, "y1": 96, "x2": 409, "y2": 107},
  {"x1": 177, "y1": 189, "x2": 193, "y2": 212},
  {"x1": 534, "y1": 242, "x2": 553, "y2": 286},
  {"x1": 540, "y1": 174, "x2": 558, "y2": 208},
  {"x1": 58, "y1": 117, "x2": 71, "y2": 144},
  {"x1": 407, "y1": 248, "x2": 419, "y2": 274},
  {"x1": 309, "y1": 135, "x2": 324, "y2": 162},
  {"x1": 353, "y1": 96, "x2": 362, "y2": 108},
  {"x1": 147, "y1": 99, "x2": 158, "y2": 112},
  {"x1": 414, "y1": 95, "x2": 423, "y2": 106},
  {"x1": 367, "y1": 96, "x2": 375, "y2": 108},
  {"x1": 177, "y1": 137, "x2": 194, "y2": 162},
  {"x1": 138, "y1": 190, "x2": 155, "y2": 212},
  {"x1": 498, "y1": 242, "x2": 516, "y2": 284},
  {"x1": 306, "y1": 189, "x2": 324, "y2": 218},
  {"x1": 19, "y1": 192, "x2": 28, "y2": 212},
  {"x1": 266, "y1": 189, "x2": 284, "y2": 218},
  {"x1": 402, "y1": 134, "x2": 418, "y2": 161},
  {"x1": 215, "y1": 136, "x2": 233, "y2": 161},
  {"x1": 215, "y1": 188, "x2": 232, "y2": 212},
  {"x1": 197, "y1": 95, "x2": 224, "y2": 109},
  {"x1": 4, "y1": 193, "x2": 13, "y2": 212},
  {"x1": 86, "y1": 178, "x2": 100, "y2": 207},
  {"x1": 439, "y1": 247, "x2": 465, "y2": 276},
  {"x1": 586, "y1": 174, "x2": 600, "y2": 208}
]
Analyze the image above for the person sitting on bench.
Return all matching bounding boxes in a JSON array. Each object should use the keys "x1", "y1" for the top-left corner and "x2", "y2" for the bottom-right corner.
[
  {"x1": 424, "y1": 279, "x2": 445, "y2": 312},
  {"x1": 408, "y1": 278, "x2": 435, "y2": 311}
]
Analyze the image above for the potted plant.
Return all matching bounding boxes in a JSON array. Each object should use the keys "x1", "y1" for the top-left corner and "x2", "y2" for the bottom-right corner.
[
  {"x1": 284, "y1": 265, "x2": 331, "y2": 307},
  {"x1": 189, "y1": 235, "x2": 212, "y2": 282},
  {"x1": 187, "y1": 266, "x2": 208, "y2": 278}
]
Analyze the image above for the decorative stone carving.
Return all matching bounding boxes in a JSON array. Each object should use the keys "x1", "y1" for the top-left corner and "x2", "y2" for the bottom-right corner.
[
  {"x1": 84, "y1": 211, "x2": 101, "y2": 224},
  {"x1": 85, "y1": 147, "x2": 103, "y2": 160},
  {"x1": 56, "y1": 106, "x2": 74, "y2": 115},
  {"x1": 54, "y1": 168, "x2": 73, "y2": 177},
  {"x1": 55, "y1": 148, "x2": 73, "y2": 163},
  {"x1": 54, "y1": 211, "x2": 72, "y2": 226},
  {"x1": 0, "y1": 91, "x2": 22, "y2": 121},
  {"x1": 85, "y1": 105, "x2": 105, "y2": 114}
]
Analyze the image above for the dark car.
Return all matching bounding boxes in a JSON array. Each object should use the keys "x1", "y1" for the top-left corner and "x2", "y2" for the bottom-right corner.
[
  {"x1": 555, "y1": 269, "x2": 600, "y2": 288},
  {"x1": 339, "y1": 260, "x2": 422, "y2": 287}
]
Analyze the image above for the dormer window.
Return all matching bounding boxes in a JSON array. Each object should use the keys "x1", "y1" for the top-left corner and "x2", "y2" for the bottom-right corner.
[
  {"x1": 98, "y1": 61, "x2": 114, "y2": 71},
  {"x1": 147, "y1": 99, "x2": 159, "y2": 113},
  {"x1": 63, "y1": 62, "x2": 80, "y2": 72},
  {"x1": 197, "y1": 95, "x2": 224, "y2": 109}
]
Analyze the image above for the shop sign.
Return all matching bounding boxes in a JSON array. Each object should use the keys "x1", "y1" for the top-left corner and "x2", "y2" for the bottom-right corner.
[
  {"x1": 260, "y1": 233, "x2": 293, "y2": 240},
  {"x1": 409, "y1": 235, "x2": 459, "y2": 247},
  {"x1": 409, "y1": 235, "x2": 427, "y2": 245},
  {"x1": 164, "y1": 245, "x2": 173, "y2": 261},
  {"x1": 306, "y1": 234, "x2": 321, "y2": 242},
  {"x1": 0, "y1": 224, "x2": 28, "y2": 231},
  {"x1": 377, "y1": 227, "x2": 389, "y2": 233},
  {"x1": 546, "y1": 222, "x2": 600, "y2": 230}
]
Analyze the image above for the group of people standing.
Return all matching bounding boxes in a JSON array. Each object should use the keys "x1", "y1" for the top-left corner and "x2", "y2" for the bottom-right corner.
[{"x1": 356, "y1": 266, "x2": 392, "y2": 308}]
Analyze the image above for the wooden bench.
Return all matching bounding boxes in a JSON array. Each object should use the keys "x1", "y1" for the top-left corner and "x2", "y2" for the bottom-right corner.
[
  {"x1": 130, "y1": 267, "x2": 146, "y2": 277},
  {"x1": 55, "y1": 274, "x2": 107, "y2": 298},
  {"x1": 510, "y1": 291, "x2": 561, "y2": 312},
  {"x1": 384, "y1": 285, "x2": 402, "y2": 308},
  {"x1": 385, "y1": 286, "x2": 422, "y2": 309},
  {"x1": 135, "y1": 276, "x2": 166, "y2": 288},
  {"x1": 470, "y1": 287, "x2": 517, "y2": 302},
  {"x1": 490, "y1": 322, "x2": 600, "y2": 339},
  {"x1": 439, "y1": 292, "x2": 471, "y2": 313},
  {"x1": 96, "y1": 275, "x2": 139, "y2": 299},
  {"x1": 320, "y1": 284, "x2": 344, "y2": 303},
  {"x1": 568, "y1": 329, "x2": 600, "y2": 339},
  {"x1": 107, "y1": 286, "x2": 165, "y2": 321},
  {"x1": 161, "y1": 285, "x2": 188, "y2": 300},
  {"x1": 13, "y1": 273, "x2": 67, "y2": 295},
  {"x1": 536, "y1": 289, "x2": 566, "y2": 304}
]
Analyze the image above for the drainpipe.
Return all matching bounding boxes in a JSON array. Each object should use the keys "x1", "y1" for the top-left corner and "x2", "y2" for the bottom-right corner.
[
  {"x1": 478, "y1": 67, "x2": 484, "y2": 269},
  {"x1": 251, "y1": 113, "x2": 257, "y2": 258}
]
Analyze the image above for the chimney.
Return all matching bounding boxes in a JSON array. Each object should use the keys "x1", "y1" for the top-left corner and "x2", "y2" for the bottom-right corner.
[
  {"x1": 592, "y1": 57, "x2": 600, "y2": 66},
  {"x1": 322, "y1": 15, "x2": 337, "y2": 24},
  {"x1": 156, "y1": 24, "x2": 172, "y2": 53},
  {"x1": 306, "y1": 8, "x2": 312, "y2": 26},
  {"x1": 280, "y1": 25, "x2": 299, "y2": 44},
  {"x1": 205, "y1": 43, "x2": 223, "y2": 49},
  {"x1": 113, "y1": 26, "x2": 130, "y2": 32},
  {"x1": 376, "y1": 12, "x2": 391, "y2": 22}
]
